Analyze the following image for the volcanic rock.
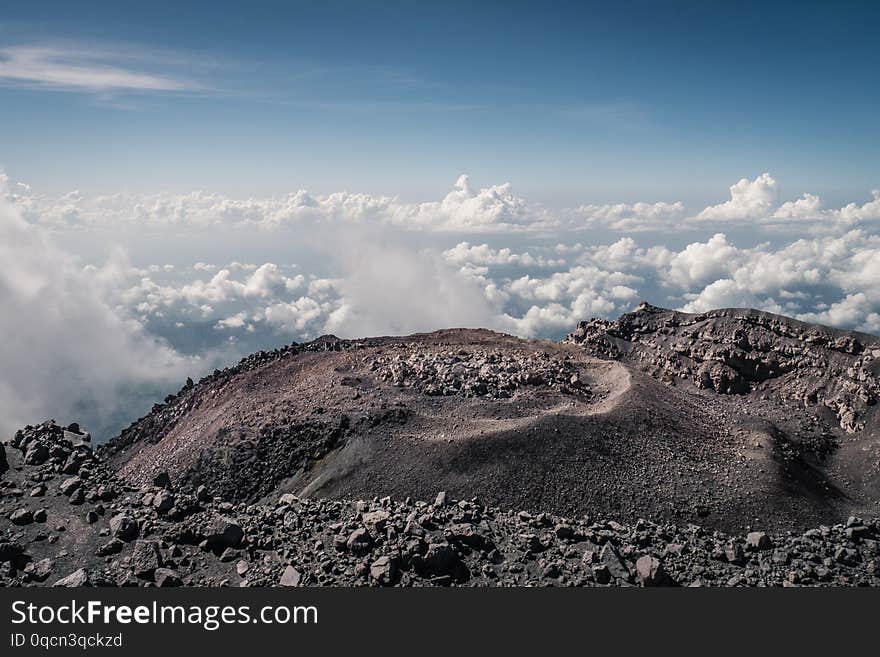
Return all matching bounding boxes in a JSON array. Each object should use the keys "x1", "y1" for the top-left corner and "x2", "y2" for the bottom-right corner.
[
  {"x1": 9, "y1": 508, "x2": 33, "y2": 525},
  {"x1": 131, "y1": 540, "x2": 162, "y2": 579},
  {"x1": 369, "y1": 555, "x2": 398, "y2": 585},
  {"x1": 202, "y1": 518, "x2": 244, "y2": 549},
  {"x1": 154, "y1": 568, "x2": 182, "y2": 587},
  {"x1": 24, "y1": 444, "x2": 49, "y2": 465},
  {"x1": 54, "y1": 568, "x2": 89, "y2": 587},
  {"x1": 110, "y1": 514, "x2": 139, "y2": 542},
  {"x1": 279, "y1": 565, "x2": 302, "y2": 586},
  {"x1": 746, "y1": 532, "x2": 773, "y2": 550},
  {"x1": 635, "y1": 556, "x2": 671, "y2": 586},
  {"x1": 153, "y1": 489, "x2": 175, "y2": 513},
  {"x1": 346, "y1": 528, "x2": 373, "y2": 555},
  {"x1": 59, "y1": 477, "x2": 82, "y2": 496}
]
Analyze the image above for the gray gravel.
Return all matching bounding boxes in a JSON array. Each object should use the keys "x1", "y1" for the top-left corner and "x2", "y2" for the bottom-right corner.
[{"x1": 2, "y1": 421, "x2": 879, "y2": 587}]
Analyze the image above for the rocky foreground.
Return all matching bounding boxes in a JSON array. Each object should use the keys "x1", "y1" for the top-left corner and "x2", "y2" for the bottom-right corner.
[{"x1": 2, "y1": 422, "x2": 879, "y2": 587}]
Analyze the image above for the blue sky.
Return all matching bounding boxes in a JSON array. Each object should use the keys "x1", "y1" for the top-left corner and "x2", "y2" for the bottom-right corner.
[{"x1": 1, "y1": 0, "x2": 878, "y2": 205}]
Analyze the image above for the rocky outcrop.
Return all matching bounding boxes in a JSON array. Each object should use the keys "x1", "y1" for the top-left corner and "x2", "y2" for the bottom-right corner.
[
  {"x1": 567, "y1": 303, "x2": 880, "y2": 433},
  {"x1": 370, "y1": 348, "x2": 591, "y2": 399}
]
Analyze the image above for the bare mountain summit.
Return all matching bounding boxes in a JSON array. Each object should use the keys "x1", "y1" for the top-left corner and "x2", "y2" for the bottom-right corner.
[{"x1": 95, "y1": 305, "x2": 880, "y2": 533}]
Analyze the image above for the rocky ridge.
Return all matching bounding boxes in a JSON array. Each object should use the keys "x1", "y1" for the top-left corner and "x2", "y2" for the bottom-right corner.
[
  {"x1": 566, "y1": 303, "x2": 880, "y2": 433},
  {"x1": 99, "y1": 341, "x2": 305, "y2": 461}
]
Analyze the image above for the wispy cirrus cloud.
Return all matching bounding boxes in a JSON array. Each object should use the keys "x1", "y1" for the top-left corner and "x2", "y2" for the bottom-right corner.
[{"x1": 0, "y1": 45, "x2": 198, "y2": 93}]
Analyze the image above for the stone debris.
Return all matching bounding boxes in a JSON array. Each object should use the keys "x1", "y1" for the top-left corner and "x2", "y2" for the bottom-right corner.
[
  {"x1": 370, "y1": 349, "x2": 591, "y2": 399},
  {"x1": 1, "y1": 418, "x2": 878, "y2": 587}
]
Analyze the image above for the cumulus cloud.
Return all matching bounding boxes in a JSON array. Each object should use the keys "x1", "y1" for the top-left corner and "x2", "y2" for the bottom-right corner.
[
  {"x1": 580, "y1": 238, "x2": 674, "y2": 272},
  {"x1": 264, "y1": 297, "x2": 328, "y2": 334},
  {"x1": 500, "y1": 264, "x2": 640, "y2": 337},
  {"x1": 681, "y1": 279, "x2": 778, "y2": 314},
  {"x1": 419, "y1": 175, "x2": 556, "y2": 231},
  {"x1": 772, "y1": 193, "x2": 824, "y2": 220},
  {"x1": 674, "y1": 230, "x2": 880, "y2": 330},
  {"x1": 666, "y1": 233, "x2": 747, "y2": 288},
  {"x1": 443, "y1": 242, "x2": 563, "y2": 268},
  {"x1": 799, "y1": 294, "x2": 880, "y2": 333},
  {"x1": 83, "y1": 224, "x2": 880, "y2": 344},
  {"x1": 7, "y1": 171, "x2": 880, "y2": 235},
  {"x1": 837, "y1": 190, "x2": 880, "y2": 224},
  {"x1": 697, "y1": 172, "x2": 779, "y2": 221},
  {"x1": 61, "y1": 219, "x2": 880, "y2": 349},
  {"x1": 571, "y1": 200, "x2": 685, "y2": 231},
  {"x1": 7, "y1": 175, "x2": 554, "y2": 233}
]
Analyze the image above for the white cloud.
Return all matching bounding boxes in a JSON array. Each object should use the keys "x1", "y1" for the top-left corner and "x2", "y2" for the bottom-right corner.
[
  {"x1": 420, "y1": 175, "x2": 556, "y2": 231},
  {"x1": 264, "y1": 297, "x2": 329, "y2": 333},
  {"x1": 772, "y1": 193, "x2": 824, "y2": 220},
  {"x1": 8, "y1": 171, "x2": 880, "y2": 235},
  {"x1": 666, "y1": 233, "x2": 746, "y2": 288},
  {"x1": 837, "y1": 190, "x2": 880, "y2": 224},
  {"x1": 443, "y1": 242, "x2": 563, "y2": 267},
  {"x1": 7, "y1": 175, "x2": 555, "y2": 233},
  {"x1": 215, "y1": 312, "x2": 249, "y2": 330},
  {"x1": 681, "y1": 279, "x2": 778, "y2": 314},
  {"x1": 499, "y1": 264, "x2": 641, "y2": 336},
  {"x1": 572, "y1": 200, "x2": 685, "y2": 231},
  {"x1": 697, "y1": 172, "x2": 779, "y2": 221},
  {"x1": 0, "y1": 45, "x2": 193, "y2": 93},
  {"x1": 581, "y1": 237, "x2": 674, "y2": 272},
  {"x1": 670, "y1": 230, "x2": 880, "y2": 331},
  {"x1": 798, "y1": 293, "x2": 877, "y2": 330}
]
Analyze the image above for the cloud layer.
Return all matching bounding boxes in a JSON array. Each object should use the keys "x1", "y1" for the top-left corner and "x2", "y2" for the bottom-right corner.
[{"x1": 9, "y1": 172, "x2": 879, "y2": 233}]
